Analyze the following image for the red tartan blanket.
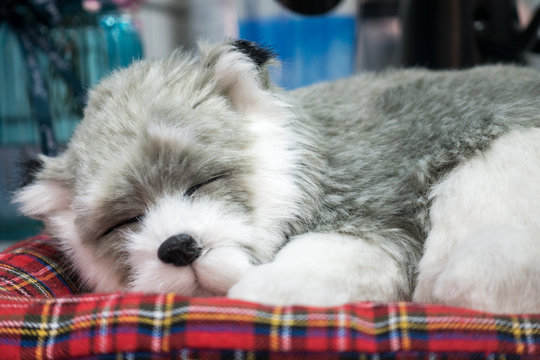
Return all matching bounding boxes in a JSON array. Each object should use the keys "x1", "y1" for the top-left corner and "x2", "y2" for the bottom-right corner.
[{"x1": 0, "y1": 235, "x2": 539, "y2": 359}]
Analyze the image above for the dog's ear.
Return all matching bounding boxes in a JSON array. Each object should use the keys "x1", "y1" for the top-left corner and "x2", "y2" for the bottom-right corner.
[
  {"x1": 12, "y1": 154, "x2": 72, "y2": 221},
  {"x1": 229, "y1": 39, "x2": 276, "y2": 69},
  {"x1": 200, "y1": 40, "x2": 278, "y2": 112}
]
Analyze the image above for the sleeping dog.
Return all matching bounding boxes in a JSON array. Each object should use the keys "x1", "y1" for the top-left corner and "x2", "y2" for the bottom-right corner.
[{"x1": 15, "y1": 40, "x2": 540, "y2": 313}]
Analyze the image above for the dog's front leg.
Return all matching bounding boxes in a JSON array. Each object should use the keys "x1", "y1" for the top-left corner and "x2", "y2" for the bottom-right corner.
[{"x1": 228, "y1": 232, "x2": 410, "y2": 306}]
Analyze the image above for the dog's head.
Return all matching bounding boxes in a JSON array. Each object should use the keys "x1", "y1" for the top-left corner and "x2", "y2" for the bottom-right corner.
[{"x1": 14, "y1": 40, "x2": 322, "y2": 295}]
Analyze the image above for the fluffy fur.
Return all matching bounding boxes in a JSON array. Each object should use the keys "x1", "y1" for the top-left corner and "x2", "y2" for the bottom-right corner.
[{"x1": 14, "y1": 40, "x2": 540, "y2": 313}]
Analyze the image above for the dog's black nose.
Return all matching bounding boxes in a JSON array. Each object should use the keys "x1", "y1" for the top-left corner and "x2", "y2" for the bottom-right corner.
[{"x1": 158, "y1": 234, "x2": 201, "y2": 266}]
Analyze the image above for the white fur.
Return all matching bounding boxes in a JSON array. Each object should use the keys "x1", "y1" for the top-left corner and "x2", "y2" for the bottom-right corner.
[
  {"x1": 47, "y1": 209, "x2": 123, "y2": 292},
  {"x1": 414, "y1": 128, "x2": 540, "y2": 313},
  {"x1": 127, "y1": 195, "x2": 274, "y2": 295},
  {"x1": 214, "y1": 47, "x2": 308, "y2": 234},
  {"x1": 13, "y1": 182, "x2": 71, "y2": 220},
  {"x1": 228, "y1": 232, "x2": 408, "y2": 306},
  {"x1": 13, "y1": 180, "x2": 124, "y2": 291},
  {"x1": 245, "y1": 107, "x2": 307, "y2": 233},
  {"x1": 431, "y1": 225, "x2": 540, "y2": 313},
  {"x1": 212, "y1": 50, "x2": 264, "y2": 112}
]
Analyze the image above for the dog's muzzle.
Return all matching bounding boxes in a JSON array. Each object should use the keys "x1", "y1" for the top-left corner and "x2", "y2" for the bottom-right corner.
[{"x1": 158, "y1": 234, "x2": 201, "y2": 266}]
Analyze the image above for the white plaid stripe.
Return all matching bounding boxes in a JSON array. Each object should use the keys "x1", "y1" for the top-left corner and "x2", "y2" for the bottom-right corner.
[
  {"x1": 151, "y1": 293, "x2": 166, "y2": 353},
  {"x1": 45, "y1": 297, "x2": 63, "y2": 360}
]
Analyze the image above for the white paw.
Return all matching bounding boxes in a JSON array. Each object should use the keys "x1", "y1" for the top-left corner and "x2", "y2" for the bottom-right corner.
[
  {"x1": 228, "y1": 232, "x2": 410, "y2": 306},
  {"x1": 228, "y1": 233, "x2": 410, "y2": 306},
  {"x1": 227, "y1": 262, "x2": 353, "y2": 306}
]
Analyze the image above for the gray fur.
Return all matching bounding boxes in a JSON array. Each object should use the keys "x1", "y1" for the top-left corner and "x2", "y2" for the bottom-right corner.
[{"x1": 295, "y1": 66, "x2": 540, "y2": 285}]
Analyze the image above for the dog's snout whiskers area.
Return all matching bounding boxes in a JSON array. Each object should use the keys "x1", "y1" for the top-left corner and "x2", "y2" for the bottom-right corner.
[{"x1": 158, "y1": 234, "x2": 201, "y2": 266}]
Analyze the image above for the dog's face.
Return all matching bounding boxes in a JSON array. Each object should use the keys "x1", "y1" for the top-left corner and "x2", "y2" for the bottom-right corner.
[{"x1": 14, "y1": 41, "x2": 317, "y2": 295}]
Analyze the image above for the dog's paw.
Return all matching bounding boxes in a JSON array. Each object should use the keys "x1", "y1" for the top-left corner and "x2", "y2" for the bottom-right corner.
[
  {"x1": 228, "y1": 232, "x2": 410, "y2": 306},
  {"x1": 227, "y1": 262, "x2": 354, "y2": 306}
]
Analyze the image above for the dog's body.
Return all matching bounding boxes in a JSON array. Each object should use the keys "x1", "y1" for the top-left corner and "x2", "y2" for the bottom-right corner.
[{"x1": 15, "y1": 41, "x2": 540, "y2": 313}]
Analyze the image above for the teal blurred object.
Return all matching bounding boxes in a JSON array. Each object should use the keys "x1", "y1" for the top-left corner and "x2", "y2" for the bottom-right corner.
[{"x1": 0, "y1": 1, "x2": 143, "y2": 240}]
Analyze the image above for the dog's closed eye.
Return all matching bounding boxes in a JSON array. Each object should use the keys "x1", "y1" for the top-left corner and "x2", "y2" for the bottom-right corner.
[
  {"x1": 184, "y1": 175, "x2": 227, "y2": 197},
  {"x1": 102, "y1": 215, "x2": 144, "y2": 237}
]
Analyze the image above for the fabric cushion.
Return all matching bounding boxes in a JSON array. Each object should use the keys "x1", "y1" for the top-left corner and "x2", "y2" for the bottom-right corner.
[{"x1": 0, "y1": 235, "x2": 539, "y2": 359}]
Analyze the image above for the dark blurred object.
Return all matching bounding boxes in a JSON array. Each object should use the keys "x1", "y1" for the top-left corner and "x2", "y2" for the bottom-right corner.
[
  {"x1": 401, "y1": 0, "x2": 540, "y2": 68},
  {"x1": 357, "y1": 0, "x2": 401, "y2": 71},
  {"x1": 276, "y1": 0, "x2": 343, "y2": 15},
  {"x1": 361, "y1": 0, "x2": 399, "y2": 17}
]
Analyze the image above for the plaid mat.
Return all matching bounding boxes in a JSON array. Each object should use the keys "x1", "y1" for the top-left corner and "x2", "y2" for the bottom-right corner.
[{"x1": 0, "y1": 236, "x2": 539, "y2": 359}]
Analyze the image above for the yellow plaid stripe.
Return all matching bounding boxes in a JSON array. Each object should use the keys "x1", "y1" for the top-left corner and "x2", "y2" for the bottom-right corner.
[
  {"x1": 11, "y1": 247, "x2": 77, "y2": 290},
  {"x1": 0, "y1": 263, "x2": 54, "y2": 298},
  {"x1": 35, "y1": 299, "x2": 53, "y2": 360}
]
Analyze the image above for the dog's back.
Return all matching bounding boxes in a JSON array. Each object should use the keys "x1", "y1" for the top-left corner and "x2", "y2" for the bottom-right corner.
[{"x1": 291, "y1": 65, "x2": 540, "y2": 239}]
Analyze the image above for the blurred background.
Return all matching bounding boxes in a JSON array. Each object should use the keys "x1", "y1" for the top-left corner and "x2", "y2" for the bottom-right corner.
[{"x1": 2, "y1": 0, "x2": 540, "y2": 244}]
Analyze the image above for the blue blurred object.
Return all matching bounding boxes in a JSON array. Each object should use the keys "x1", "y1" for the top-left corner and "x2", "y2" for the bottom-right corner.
[
  {"x1": 0, "y1": 0, "x2": 143, "y2": 240},
  {"x1": 237, "y1": 0, "x2": 358, "y2": 89}
]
